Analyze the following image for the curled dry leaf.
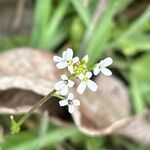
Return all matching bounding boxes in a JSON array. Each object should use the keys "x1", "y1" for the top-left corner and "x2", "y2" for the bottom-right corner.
[
  {"x1": 72, "y1": 75, "x2": 130, "y2": 135},
  {"x1": 72, "y1": 75, "x2": 150, "y2": 145},
  {"x1": 0, "y1": 48, "x2": 72, "y2": 124},
  {"x1": 118, "y1": 110, "x2": 150, "y2": 145}
]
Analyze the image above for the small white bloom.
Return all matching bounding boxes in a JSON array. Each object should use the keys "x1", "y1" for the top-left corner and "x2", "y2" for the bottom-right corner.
[
  {"x1": 53, "y1": 48, "x2": 79, "y2": 73},
  {"x1": 77, "y1": 71, "x2": 98, "y2": 94},
  {"x1": 54, "y1": 74, "x2": 74, "y2": 96},
  {"x1": 93, "y1": 57, "x2": 113, "y2": 76},
  {"x1": 59, "y1": 93, "x2": 80, "y2": 113}
]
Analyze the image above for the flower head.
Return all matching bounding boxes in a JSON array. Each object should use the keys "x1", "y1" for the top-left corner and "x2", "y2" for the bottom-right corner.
[
  {"x1": 59, "y1": 93, "x2": 80, "y2": 113},
  {"x1": 53, "y1": 48, "x2": 79, "y2": 73},
  {"x1": 54, "y1": 74, "x2": 74, "y2": 96},
  {"x1": 77, "y1": 72, "x2": 98, "y2": 94},
  {"x1": 93, "y1": 57, "x2": 113, "y2": 76}
]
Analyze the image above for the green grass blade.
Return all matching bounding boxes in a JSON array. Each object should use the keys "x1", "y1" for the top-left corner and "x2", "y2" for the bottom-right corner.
[
  {"x1": 130, "y1": 76, "x2": 145, "y2": 113},
  {"x1": 30, "y1": 0, "x2": 52, "y2": 46},
  {"x1": 69, "y1": 0, "x2": 90, "y2": 26},
  {"x1": 120, "y1": 5, "x2": 150, "y2": 39},
  {"x1": 86, "y1": 137, "x2": 105, "y2": 150},
  {"x1": 106, "y1": 5, "x2": 150, "y2": 51},
  {"x1": 39, "y1": 0, "x2": 69, "y2": 49},
  {"x1": 119, "y1": 34, "x2": 150, "y2": 55},
  {"x1": 85, "y1": 0, "x2": 132, "y2": 66},
  {"x1": 2, "y1": 126, "x2": 78, "y2": 150}
]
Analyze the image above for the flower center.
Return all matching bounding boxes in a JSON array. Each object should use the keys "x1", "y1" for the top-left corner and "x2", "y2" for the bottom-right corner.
[
  {"x1": 74, "y1": 62, "x2": 87, "y2": 75},
  {"x1": 68, "y1": 100, "x2": 73, "y2": 105},
  {"x1": 83, "y1": 76, "x2": 88, "y2": 81},
  {"x1": 64, "y1": 80, "x2": 68, "y2": 84},
  {"x1": 66, "y1": 60, "x2": 73, "y2": 66}
]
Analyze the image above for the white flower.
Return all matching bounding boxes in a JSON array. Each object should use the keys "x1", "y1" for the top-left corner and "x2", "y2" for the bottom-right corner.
[
  {"x1": 54, "y1": 74, "x2": 74, "y2": 96},
  {"x1": 53, "y1": 48, "x2": 79, "y2": 73},
  {"x1": 59, "y1": 93, "x2": 80, "y2": 113},
  {"x1": 93, "y1": 57, "x2": 113, "y2": 76},
  {"x1": 77, "y1": 72, "x2": 98, "y2": 94}
]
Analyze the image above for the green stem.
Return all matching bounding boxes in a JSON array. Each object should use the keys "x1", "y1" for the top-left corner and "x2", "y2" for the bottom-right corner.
[{"x1": 18, "y1": 89, "x2": 56, "y2": 126}]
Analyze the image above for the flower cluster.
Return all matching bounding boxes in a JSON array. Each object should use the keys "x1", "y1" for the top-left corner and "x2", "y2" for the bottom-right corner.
[{"x1": 53, "y1": 48, "x2": 113, "y2": 113}]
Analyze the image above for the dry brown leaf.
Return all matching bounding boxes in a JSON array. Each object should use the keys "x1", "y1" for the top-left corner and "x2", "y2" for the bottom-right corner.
[
  {"x1": 118, "y1": 110, "x2": 150, "y2": 145},
  {"x1": 72, "y1": 75, "x2": 150, "y2": 145},
  {"x1": 0, "y1": 48, "x2": 72, "y2": 124},
  {"x1": 72, "y1": 75, "x2": 130, "y2": 135}
]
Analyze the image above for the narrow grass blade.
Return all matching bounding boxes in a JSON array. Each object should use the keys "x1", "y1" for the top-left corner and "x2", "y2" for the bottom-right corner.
[
  {"x1": 2, "y1": 126, "x2": 78, "y2": 150},
  {"x1": 30, "y1": 0, "x2": 52, "y2": 46},
  {"x1": 39, "y1": 0, "x2": 69, "y2": 49},
  {"x1": 69, "y1": 0, "x2": 90, "y2": 26}
]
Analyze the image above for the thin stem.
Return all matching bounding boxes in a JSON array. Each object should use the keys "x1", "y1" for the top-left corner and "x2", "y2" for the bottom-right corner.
[
  {"x1": 18, "y1": 89, "x2": 56, "y2": 126},
  {"x1": 53, "y1": 93, "x2": 65, "y2": 100}
]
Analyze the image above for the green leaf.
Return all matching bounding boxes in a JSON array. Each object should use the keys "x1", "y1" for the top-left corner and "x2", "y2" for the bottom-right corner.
[
  {"x1": 69, "y1": 0, "x2": 90, "y2": 26},
  {"x1": 106, "y1": 5, "x2": 150, "y2": 51},
  {"x1": 10, "y1": 116, "x2": 20, "y2": 134},
  {"x1": 132, "y1": 54, "x2": 150, "y2": 81},
  {"x1": 130, "y1": 54, "x2": 150, "y2": 113},
  {"x1": 2, "y1": 126, "x2": 78, "y2": 150},
  {"x1": 85, "y1": 0, "x2": 133, "y2": 66},
  {"x1": 120, "y1": 34, "x2": 150, "y2": 55},
  {"x1": 38, "y1": 111, "x2": 49, "y2": 136},
  {"x1": 86, "y1": 137, "x2": 105, "y2": 150},
  {"x1": 130, "y1": 76, "x2": 145, "y2": 113},
  {"x1": 30, "y1": 0, "x2": 52, "y2": 46},
  {"x1": 39, "y1": 0, "x2": 69, "y2": 49},
  {"x1": 119, "y1": 5, "x2": 150, "y2": 39}
]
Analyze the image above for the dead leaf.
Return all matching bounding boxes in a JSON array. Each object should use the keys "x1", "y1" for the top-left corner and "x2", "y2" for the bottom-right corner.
[
  {"x1": 72, "y1": 75, "x2": 130, "y2": 135},
  {"x1": 118, "y1": 110, "x2": 150, "y2": 145},
  {"x1": 0, "y1": 48, "x2": 72, "y2": 124},
  {"x1": 72, "y1": 75, "x2": 150, "y2": 145}
]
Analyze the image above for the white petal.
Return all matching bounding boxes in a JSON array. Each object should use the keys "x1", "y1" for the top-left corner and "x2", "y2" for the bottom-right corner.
[
  {"x1": 66, "y1": 48, "x2": 73, "y2": 59},
  {"x1": 100, "y1": 68, "x2": 112, "y2": 76},
  {"x1": 54, "y1": 81, "x2": 65, "y2": 90},
  {"x1": 100, "y1": 57, "x2": 113, "y2": 68},
  {"x1": 73, "y1": 57, "x2": 79, "y2": 64},
  {"x1": 68, "y1": 93, "x2": 74, "y2": 100},
  {"x1": 56, "y1": 62, "x2": 67, "y2": 69},
  {"x1": 68, "y1": 105, "x2": 74, "y2": 113},
  {"x1": 68, "y1": 65, "x2": 74, "y2": 73},
  {"x1": 77, "y1": 82, "x2": 86, "y2": 94},
  {"x1": 61, "y1": 74, "x2": 68, "y2": 80},
  {"x1": 63, "y1": 48, "x2": 73, "y2": 60},
  {"x1": 78, "y1": 73, "x2": 84, "y2": 80},
  {"x1": 62, "y1": 50, "x2": 67, "y2": 60},
  {"x1": 87, "y1": 80, "x2": 98, "y2": 92},
  {"x1": 73, "y1": 100, "x2": 80, "y2": 106},
  {"x1": 53, "y1": 56, "x2": 63, "y2": 62},
  {"x1": 68, "y1": 80, "x2": 75, "y2": 87},
  {"x1": 93, "y1": 67, "x2": 100, "y2": 75},
  {"x1": 59, "y1": 100, "x2": 68, "y2": 106},
  {"x1": 86, "y1": 71, "x2": 92, "y2": 78},
  {"x1": 60, "y1": 85, "x2": 68, "y2": 96}
]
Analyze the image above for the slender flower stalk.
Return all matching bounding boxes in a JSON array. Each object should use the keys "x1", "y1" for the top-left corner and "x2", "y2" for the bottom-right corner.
[{"x1": 17, "y1": 90, "x2": 56, "y2": 126}]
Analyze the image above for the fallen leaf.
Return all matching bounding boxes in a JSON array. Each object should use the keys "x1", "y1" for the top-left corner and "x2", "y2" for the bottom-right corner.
[
  {"x1": 0, "y1": 48, "x2": 72, "y2": 124},
  {"x1": 72, "y1": 75, "x2": 130, "y2": 135},
  {"x1": 118, "y1": 110, "x2": 150, "y2": 145}
]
